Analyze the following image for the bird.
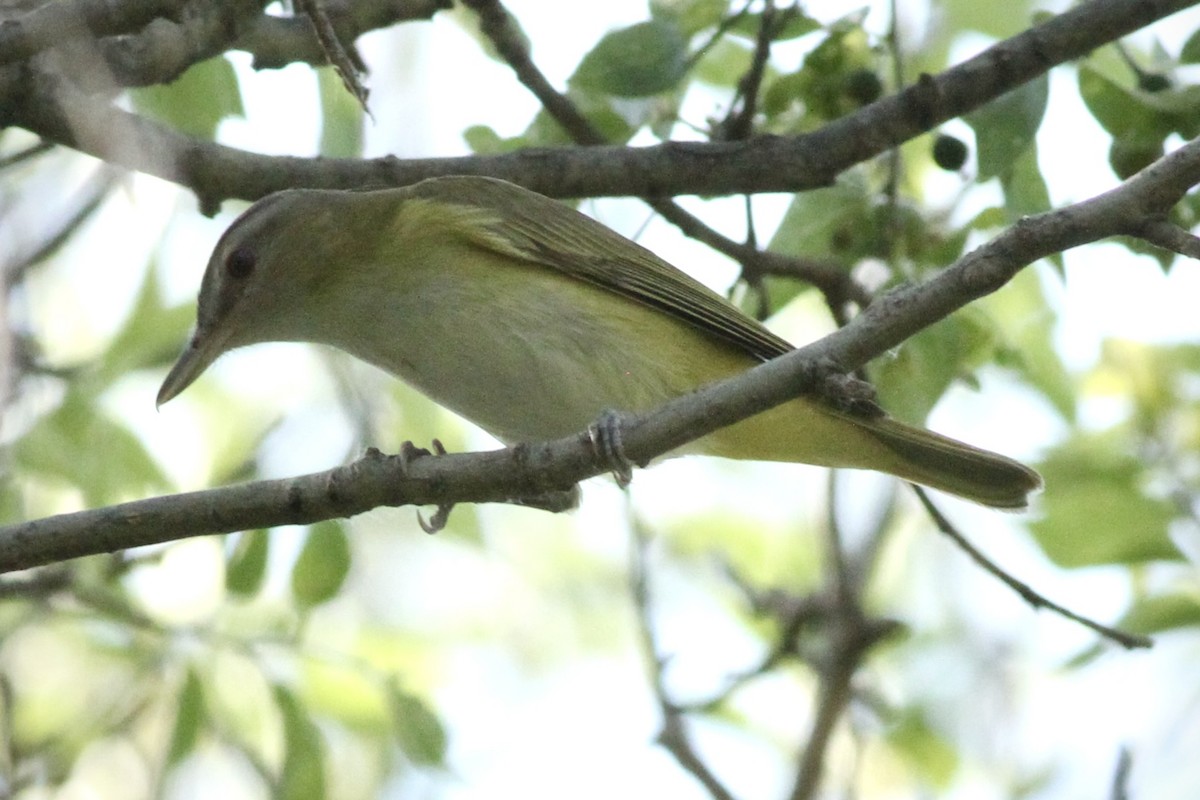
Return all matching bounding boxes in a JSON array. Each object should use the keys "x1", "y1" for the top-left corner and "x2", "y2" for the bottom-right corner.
[{"x1": 157, "y1": 176, "x2": 1041, "y2": 509}]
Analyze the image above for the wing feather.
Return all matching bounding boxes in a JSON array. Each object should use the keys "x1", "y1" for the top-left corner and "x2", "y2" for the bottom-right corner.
[{"x1": 407, "y1": 176, "x2": 794, "y2": 362}]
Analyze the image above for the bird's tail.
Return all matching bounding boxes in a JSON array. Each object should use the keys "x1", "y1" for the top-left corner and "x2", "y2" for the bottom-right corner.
[
  {"x1": 856, "y1": 415, "x2": 1042, "y2": 509},
  {"x1": 699, "y1": 399, "x2": 1042, "y2": 509}
]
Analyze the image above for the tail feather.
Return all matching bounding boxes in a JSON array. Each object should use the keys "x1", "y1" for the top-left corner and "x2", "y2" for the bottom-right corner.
[{"x1": 862, "y1": 417, "x2": 1042, "y2": 510}]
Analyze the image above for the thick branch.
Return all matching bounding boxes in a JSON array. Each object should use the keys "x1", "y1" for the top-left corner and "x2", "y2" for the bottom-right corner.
[
  {"x1": 4, "y1": 136, "x2": 1199, "y2": 571},
  {"x1": 3, "y1": 0, "x2": 1194, "y2": 204},
  {"x1": 0, "y1": 0, "x2": 187, "y2": 66}
]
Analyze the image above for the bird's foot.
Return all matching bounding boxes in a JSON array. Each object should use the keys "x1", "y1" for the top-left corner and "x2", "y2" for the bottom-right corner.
[
  {"x1": 814, "y1": 359, "x2": 885, "y2": 418},
  {"x1": 588, "y1": 409, "x2": 635, "y2": 488},
  {"x1": 398, "y1": 439, "x2": 454, "y2": 533}
]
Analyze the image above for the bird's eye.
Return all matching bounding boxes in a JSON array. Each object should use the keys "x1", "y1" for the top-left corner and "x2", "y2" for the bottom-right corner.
[{"x1": 225, "y1": 247, "x2": 256, "y2": 279}]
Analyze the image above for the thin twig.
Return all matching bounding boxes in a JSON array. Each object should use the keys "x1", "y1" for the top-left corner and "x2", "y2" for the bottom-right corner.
[
  {"x1": 628, "y1": 515, "x2": 739, "y2": 800},
  {"x1": 788, "y1": 590, "x2": 897, "y2": 800},
  {"x1": 2, "y1": 167, "x2": 121, "y2": 289},
  {"x1": 1130, "y1": 217, "x2": 1200, "y2": 259},
  {"x1": 294, "y1": 0, "x2": 371, "y2": 113},
  {"x1": 911, "y1": 487, "x2": 1153, "y2": 650},
  {"x1": 1109, "y1": 747, "x2": 1132, "y2": 800},
  {"x1": 715, "y1": 1, "x2": 791, "y2": 141},
  {"x1": 0, "y1": 140, "x2": 54, "y2": 171},
  {"x1": 460, "y1": 0, "x2": 870, "y2": 309}
]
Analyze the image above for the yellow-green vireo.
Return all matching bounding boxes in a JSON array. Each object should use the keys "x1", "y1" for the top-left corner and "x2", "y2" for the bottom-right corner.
[{"x1": 158, "y1": 176, "x2": 1041, "y2": 508}]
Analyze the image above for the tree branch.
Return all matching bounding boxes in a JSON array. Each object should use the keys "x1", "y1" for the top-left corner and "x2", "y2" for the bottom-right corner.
[
  {"x1": 629, "y1": 517, "x2": 739, "y2": 800},
  {"x1": 462, "y1": 0, "x2": 869, "y2": 313},
  {"x1": 239, "y1": 0, "x2": 453, "y2": 70},
  {"x1": 0, "y1": 0, "x2": 188, "y2": 66},
  {"x1": 4, "y1": 135, "x2": 1199, "y2": 571},
  {"x1": 913, "y1": 489, "x2": 1151, "y2": 650},
  {"x1": 3, "y1": 0, "x2": 1193, "y2": 205}
]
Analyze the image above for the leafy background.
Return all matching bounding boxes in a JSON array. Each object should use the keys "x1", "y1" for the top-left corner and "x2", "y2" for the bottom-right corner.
[{"x1": 3, "y1": 0, "x2": 1200, "y2": 798}]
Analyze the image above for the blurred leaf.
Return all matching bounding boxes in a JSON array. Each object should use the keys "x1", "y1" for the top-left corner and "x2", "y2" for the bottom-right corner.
[
  {"x1": 1077, "y1": 63, "x2": 1200, "y2": 146},
  {"x1": 1000, "y1": 146, "x2": 1055, "y2": 231},
  {"x1": 1029, "y1": 431, "x2": 1180, "y2": 567},
  {"x1": 317, "y1": 67, "x2": 364, "y2": 158},
  {"x1": 463, "y1": 124, "x2": 518, "y2": 154},
  {"x1": 770, "y1": 182, "x2": 867, "y2": 261},
  {"x1": 980, "y1": 267, "x2": 1075, "y2": 421},
  {"x1": 571, "y1": 20, "x2": 689, "y2": 97},
  {"x1": 226, "y1": 531, "x2": 269, "y2": 597},
  {"x1": 871, "y1": 309, "x2": 996, "y2": 425},
  {"x1": 1119, "y1": 591, "x2": 1200, "y2": 634},
  {"x1": 303, "y1": 660, "x2": 389, "y2": 732},
  {"x1": 0, "y1": 476, "x2": 24, "y2": 525},
  {"x1": 274, "y1": 686, "x2": 325, "y2": 800},
  {"x1": 131, "y1": 56, "x2": 244, "y2": 139},
  {"x1": 166, "y1": 669, "x2": 206, "y2": 766},
  {"x1": 1182, "y1": 27, "x2": 1200, "y2": 63},
  {"x1": 764, "y1": 184, "x2": 866, "y2": 311},
  {"x1": 662, "y1": 510, "x2": 821, "y2": 589},
  {"x1": 773, "y1": 17, "x2": 872, "y2": 123},
  {"x1": 1079, "y1": 64, "x2": 1162, "y2": 145},
  {"x1": 727, "y1": 8, "x2": 820, "y2": 41},
  {"x1": 291, "y1": 521, "x2": 352, "y2": 607},
  {"x1": 466, "y1": 93, "x2": 636, "y2": 152},
  {"x1": 693, "y1": 37, "x2": 754, "y2": 88},
  {"x1": 99, "y1": 261, "x2": 194, "y2": 386},
  {"x1": 650, "y1": 0, "x2": 729, "y2": 37},
  {"x1": 943, "y1": 0, "x2": 1034, "y2": 38},
  {"x1": 388, "y1": 681, "x2": 447, "y2": 766},
  {"x1": 965, "y1": 75, "x2": 1048, "y2": 180},
  {"x1": 887, "y1": 710, "x2": 959, "y2": 789},
  {"x1": 1109, "y1": 138, "x2": 1164, "y2": 180},
  {"x1": 14, "y1": 390, "x2": 167, "y2": 506}
]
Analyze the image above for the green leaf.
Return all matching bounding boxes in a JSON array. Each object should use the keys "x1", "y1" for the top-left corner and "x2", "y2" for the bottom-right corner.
[
  {"x1": 571, "y1": 20, "x2": 689, "y2": 97},
  {"x1": 1029, "y1": 431, "x2": 1181, "y2": 567},
  {"x1": 463, "y1": 124, "x2": 517, "y2": 154},
  {"x1": 1119, "y1": 592, "x2": 1200, "y2": 634},
  {"x1": 770, "y1": 183, "x2": 868, "y2": 261},
  {"x1": 290, "y1": 521, "x2": 352, "y2": 607},
  {"x1": 317, "y1": 67, "x2": 364, "y2": 159},
  {"x1": 274, "y1": 686, "x2": 325, "y2": 800},
  {"x1": 130, "y1": 56, "x2": 244, "y2": 140},
  {"x1": 14, "y1": 389, "x2": 168, "y2": 506},
  {"x1": 887, "y1": 710, "x2": 959, "y2": 789},
  {"x1": 1000, "y1": 145, "x2": 1054, "y2": 224},
  {"x1": 99, "y1": 261, "x2": 195, "y2": 387},
  {"x1": 167, "y1": 669, "x2": 206, "y2": 766},
  {"x1": 1075, "y1": 63, "x2": 1199, "y2": 146},
  {"x1": 727, "y1": 8, "x2": 821, "y2": 41},
  {"x1": 979, "y1": 268, "x2": 1075, "y2": 421},
  {"x1": 964, "y1": 74, "x2": 1048, "y2": 180},
  {"x1": 650, "y1": 0, "x2": 729, "y2": 37},
  {"x1": 942, "y1": 0, "x2": 1036, "y2": 38},
  {"x1": 871, "y1": 308, "x2": 996, "y2": 425},
  {"x1": 1182, "y1": 27, "x2": 1200, "y2": 64},
  {"x1": 764, "y1": 184, "x2": 866, "y2": 311},
  {"x1": 693, "y1": 38, "x2": 754, "y2": 89},
  {"x1": 388, "y1": 681, "x2": 447, "y2": 766},
  {"x1": 226, "y1": 531, "x2": 269, "y2": 597}
]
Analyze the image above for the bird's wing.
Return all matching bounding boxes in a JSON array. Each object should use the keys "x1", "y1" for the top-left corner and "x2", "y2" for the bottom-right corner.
[{"x1": 409, "y1": 176, "x2": 795, "y2": 363}]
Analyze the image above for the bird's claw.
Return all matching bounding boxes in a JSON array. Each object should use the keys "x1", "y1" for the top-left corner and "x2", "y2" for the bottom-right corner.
[
  {"x1": 814, "y1": 359, "x2": 884, "y2": 418},
  {"x1": 398, "y1": 439, "x2": 454, "y2": 533},
  {"x1": 588, "y1": 409, "x2": 635, "y2": 488}
]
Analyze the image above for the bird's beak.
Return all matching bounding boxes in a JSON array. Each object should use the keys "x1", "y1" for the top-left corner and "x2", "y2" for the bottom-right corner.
[{"x1": 156, "y1": 328, "x2": 223, "y2": 408}]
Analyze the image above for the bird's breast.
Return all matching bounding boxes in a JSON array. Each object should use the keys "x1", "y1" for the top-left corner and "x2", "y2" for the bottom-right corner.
[{"x1": 321, "y1": 255, "x2": 753, "y2": 445}]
